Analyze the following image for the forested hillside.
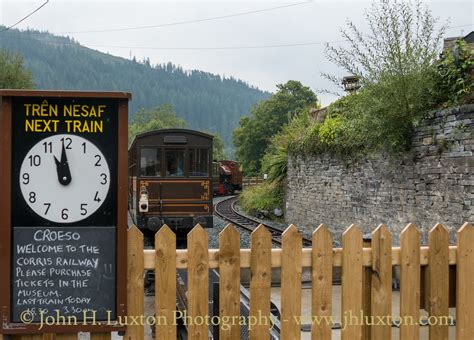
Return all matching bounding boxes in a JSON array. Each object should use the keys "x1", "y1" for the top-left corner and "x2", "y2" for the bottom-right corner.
[{"x1": 0, "y1": 27, "x2": 270, "y2": 152}]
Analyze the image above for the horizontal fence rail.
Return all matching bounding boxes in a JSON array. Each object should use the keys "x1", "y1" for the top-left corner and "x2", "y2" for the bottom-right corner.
[{"x1": 2, "y1": 222, "x2": 473, "y2": 340}]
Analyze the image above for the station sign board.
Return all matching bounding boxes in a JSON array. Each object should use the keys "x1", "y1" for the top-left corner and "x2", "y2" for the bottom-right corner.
[{"x1": 0, "y1": 90, "x2": 130, "y2": 333}]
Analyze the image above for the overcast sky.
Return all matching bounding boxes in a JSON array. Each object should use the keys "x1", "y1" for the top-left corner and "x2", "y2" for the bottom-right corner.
[{"x1": 1, "y1": 0, "x2": 472, "y2": 105}]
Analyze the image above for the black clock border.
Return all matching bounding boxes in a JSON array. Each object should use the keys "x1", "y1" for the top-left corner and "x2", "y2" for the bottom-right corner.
[{"x1": 11, "y1": 97, "x2": 119, "y2": 227}]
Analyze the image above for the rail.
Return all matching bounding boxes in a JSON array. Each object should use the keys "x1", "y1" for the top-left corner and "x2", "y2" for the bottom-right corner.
[{"x1": 214, "y1": 196, "x2": 312, "y2": 246}]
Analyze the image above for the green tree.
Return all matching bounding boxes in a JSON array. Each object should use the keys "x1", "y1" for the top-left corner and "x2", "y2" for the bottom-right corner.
[
  {"x1": 0, "y1": 49, "x2": 34, "y2": 89},
  {"x1": 233, "y1": 80, "x2": 317, "y2": 175},
  {"x1": 212, "y1": 133, "x2": 226, "y2": 161},
  {"x1": 128, "y1": 104, "x2": 187, "y2": 143}
]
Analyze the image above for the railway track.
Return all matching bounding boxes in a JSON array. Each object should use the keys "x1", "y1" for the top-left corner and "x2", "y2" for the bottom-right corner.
[{"x1": 214, "y1": 196, "x2": 312, "y2": 247}]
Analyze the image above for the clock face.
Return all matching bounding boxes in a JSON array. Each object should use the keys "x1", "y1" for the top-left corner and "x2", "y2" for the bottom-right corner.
[{"x1": 19, "y1": 134, "x2": 110, "y2": 223}]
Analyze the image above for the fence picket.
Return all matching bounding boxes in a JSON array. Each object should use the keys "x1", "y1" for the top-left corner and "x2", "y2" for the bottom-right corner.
[
  {"x1": 311, "y1": 224, "x2": 332, "y2": 340},
  {"x1": 281, "y1": 225, "x2": 302, "y2": 339},
  {"x1": 400, "y1": 223, "x2": 420, "y2": 340},
  {"x1": 428, "y1": 224, "x2": 449, "y2": 340},
  {"x1": 155, "y1": 225, "x2": 177, "y2": 340},
  {"x1": 370, "y1": 225, "x2": 392, "y2": 340},
  {"x1": 249, "y1": 225, "x2": 272, "y2": 340},
  {"x1": 187, "y1": 225, "x2": 209, "y2": 340},
  {"x1": 219, "y1": 224, "x2": 241, "y2": 340},
  {"x1": 124, "y1": 226, "x2": 144, "y2": 340},
  {"x1": 341, "y1": 225, "x2": 363, "y2": 340},
  {"x1": 456, "y1": 222, "x2": 474, "y2": 340}
]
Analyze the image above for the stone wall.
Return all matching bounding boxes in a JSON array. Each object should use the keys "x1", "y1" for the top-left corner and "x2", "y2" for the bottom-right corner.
[{"x1": 285, "y1": 105, "x2": 473, "y2": 244}]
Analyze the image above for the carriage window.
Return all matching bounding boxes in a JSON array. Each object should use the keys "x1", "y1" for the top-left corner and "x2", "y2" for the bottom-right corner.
[
  {"x1": 165, "y1": 149, "x2": 185, "y2": 177},
  {"x1": 140, "y1": 148, "x2": 161, "y2": 176},
  {"x1": 189, "y1": 149, "x2": 209, "y2": 177}
]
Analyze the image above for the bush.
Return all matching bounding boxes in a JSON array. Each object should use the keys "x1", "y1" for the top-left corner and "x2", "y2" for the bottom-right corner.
[
  {"x1": 239, "y1": 182, "x2": 284, "y2": 217},
  {"x1": 435, "y1": 39, "x2": 474, "y2": 105}
]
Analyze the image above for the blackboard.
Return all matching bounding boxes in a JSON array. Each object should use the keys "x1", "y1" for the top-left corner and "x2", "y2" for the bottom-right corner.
[{"x1": 11, "y1": 226, "x2": 116, "y2": 323}]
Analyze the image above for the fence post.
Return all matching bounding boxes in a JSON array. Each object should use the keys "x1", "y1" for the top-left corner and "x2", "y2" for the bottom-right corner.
[
  {"x1": 362, "y1": 233, "x2": 372, "y2": 340},
  {"x1": 456, "y1": 222, "x2": 474, "y2": 340},
  {"x1": 187, "y1": 225, "x2": 209, "y2": 340},
  {"x1": 428, "y1": 224, "x2": 449, "y2": 340},
  {"x1": 400, "y1": 223, "x2": 420, "y2": 340},
  {"x1": 342, "y1": 225, "x2": 363, "y2": 340},
  {"x1": 218, "y1": 225, "x2": 241, "y2": 340},
  {"x1": 311, "y1": 224, "x2": 333, "y2": 340},
  {"x1": 249, "y1": 225, "x2": 271, "y2": 340},
  {"x1": 281, "y1": 225, "x2": 302, "y2": 339},
  {"x1": 370, "y1": 225, "x2": 392, "y2": 340},
  {"x1": 124, "y1": 226, "x2": 144, "y2": 340},
  {"x1": 155, "y1": 225, "x2": 177, "y2": 340}
]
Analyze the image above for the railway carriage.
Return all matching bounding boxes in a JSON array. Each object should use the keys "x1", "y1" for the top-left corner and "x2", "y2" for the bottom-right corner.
[{"x1": 128, "y1": 129, "x2": 213, "y2": 241}]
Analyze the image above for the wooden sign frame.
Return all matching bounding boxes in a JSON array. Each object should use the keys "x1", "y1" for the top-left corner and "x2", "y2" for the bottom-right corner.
[{"x1": 0, "y1": 90, "x2": 131, "y2": 334}]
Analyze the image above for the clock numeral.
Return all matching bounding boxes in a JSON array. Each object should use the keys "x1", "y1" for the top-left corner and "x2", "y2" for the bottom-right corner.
[
  {"x1": 44, "y1": 203, "x2": 51, "y2": 215},
  {"x1": 100, "y1": 173, "x2": 108, "y2": 185},
  {"x1": 22, "y1": 173, "x2": 30, "y2": 184},
  {"x1": 82, "y1": 142, "x2": 87, "y2": 154},
  {"x1": 29, "y1": 192, "x2": 36, "y2": 203},
  {"x1": 61, "y1": 208, "x2": 69, "y2": 220},
  {"x1": 28, "y1": 155, "x2": 41, "y2": 167},
  {"x1": 80, "y1": 203, "x2": 88, "y2": 216},
  {"x1": 42, "y1": 141, "x2": 52, "y2": 153},
  {"x1": 61, "y1": 137, "x2": 72, "y2": 149},
  {"x1": 94, "y1": 155, "x2": 102, "y2": 167},
  {"x1": 94, "y1": 191, "x2": 101, "y2": 202}
]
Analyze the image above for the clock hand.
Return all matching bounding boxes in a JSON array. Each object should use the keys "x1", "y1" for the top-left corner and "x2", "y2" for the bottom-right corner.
[{"x1": 54, "y1": 143, "x2": 72, "y2": 185}]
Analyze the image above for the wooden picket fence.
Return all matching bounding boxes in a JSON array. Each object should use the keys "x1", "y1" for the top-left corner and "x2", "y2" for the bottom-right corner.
[{"x1": 2, "y1": 222, "x2": 473, "y2": 340}]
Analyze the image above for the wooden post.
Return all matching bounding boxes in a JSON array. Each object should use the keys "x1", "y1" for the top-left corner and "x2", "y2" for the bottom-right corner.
[
  {"x1": 342, "y1": 225, "x2": 363, "y2": 340},
  {"x1": 370, "y1": 225, "x2": 392, "y2": 340},
  {"x1": 249, "y1": 225, "x2": 271, "y2": 340},
  {"x1": 362, "y1": 233, "x2": 372, "y2": 340},
  {"x1": 187, "y1": 225, "x2": 209, "y2": 340},
  {"x1": 400, "y1": 224, "x2": 420, "y2": 340},
  {"x1": 124, "y1": 226, "x2": 144, "y2": 340},
  {"x1": 218, "y1": 225, "x2": 241, "y2": 340},
  {"x1": 281, "y1": 225, "x2": 302, "y2": 339},
  {"x1": 311, "y1": 224, "x2": 332, "y2": 340},
  {"x1": 456, "y1": 222, "x2": 474, "y2": 340},
  {"x1": 428, "y1": 224, "x2": 449, "y2": 340},
  {"x1": 155, "y1": 225, "x2": 177, "y2": 340}
]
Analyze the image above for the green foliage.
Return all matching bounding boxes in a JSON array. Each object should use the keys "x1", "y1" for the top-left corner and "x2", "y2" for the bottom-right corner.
[
  {"x1": 233, "y1": 81, "x2": 317, "y2": 175},
  {"x1": 283, "y1": 0, "x2": 455, "y2": 157},
  {"x1": 212, "y1": 133, "x2": 226, "y2": 161},
  {"x1": 128, "y1": 104, "x2": 187, "y2": 143},
  {"x1": 261, "y1": 110, "x2": 314, "y2": 183},
  {"x1": 239, "y1": 182, "x2": 284, "y2": 216},
  {"x1": 0, "y1": 27, "x2": 269, "y2": 151},
  {"x1": 324, "y1": 0, "x2": 445, "y2": 87},
  {"x1": 287, "y1": 80, "x2": 425, "y2": 157},
  {"x1": 435, "y1": 39, "x2": 474, "y2": 105},
  {"x1": 0, "y1": 49, "x2": 34, "y2": 89}
]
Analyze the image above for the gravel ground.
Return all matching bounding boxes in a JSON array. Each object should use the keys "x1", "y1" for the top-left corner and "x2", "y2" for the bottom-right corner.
[{"x1": 209, "y1": 195, "x2": 252, "y2": 249}]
